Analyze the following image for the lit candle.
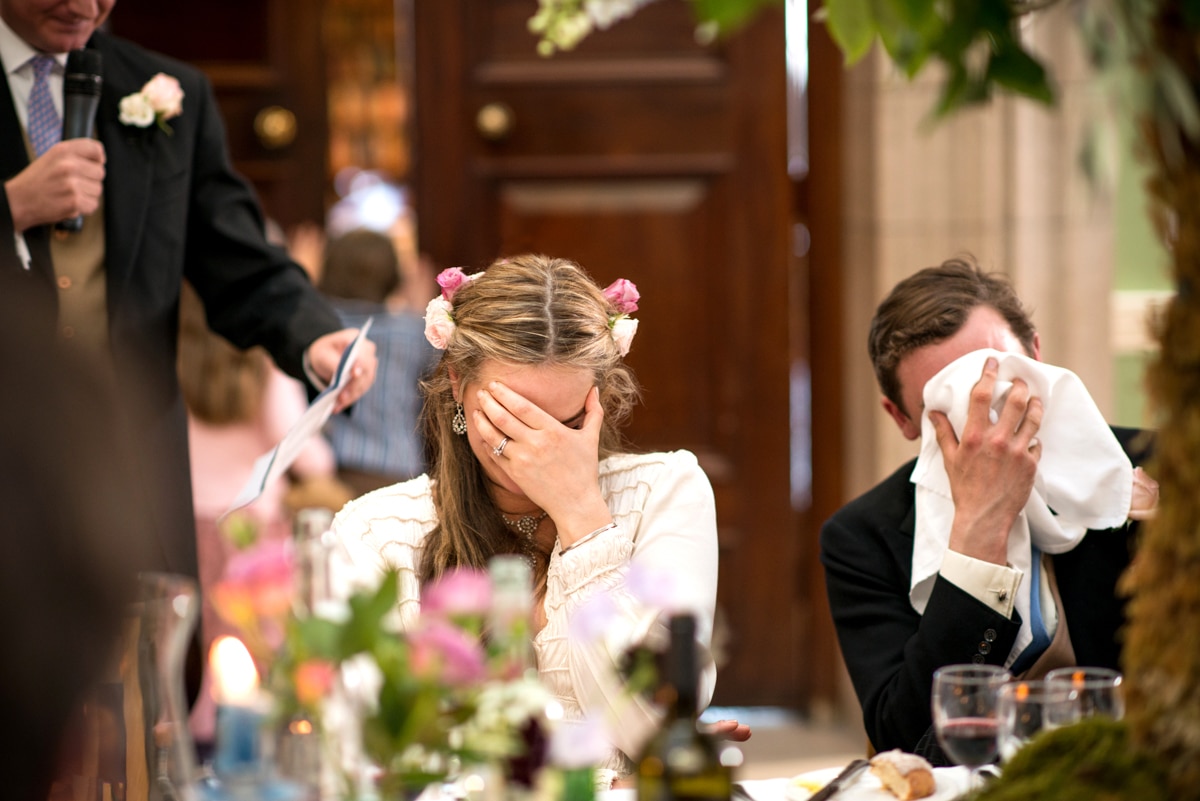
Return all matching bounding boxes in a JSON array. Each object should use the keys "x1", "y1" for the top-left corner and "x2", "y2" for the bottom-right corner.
[{"x1": 210, "y1": 636, "x2": 267, "y2": 780}]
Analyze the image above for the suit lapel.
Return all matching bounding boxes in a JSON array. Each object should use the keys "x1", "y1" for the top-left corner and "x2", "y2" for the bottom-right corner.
[
  {"x1": 92, "y1": 36, "x2": 154, "y2": 312},
  {"x1": 0, "y1": 52, "x2": 53, "y2": 282}
]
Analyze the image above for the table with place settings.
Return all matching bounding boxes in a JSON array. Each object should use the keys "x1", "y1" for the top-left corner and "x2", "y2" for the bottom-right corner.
[{"x1": 599, "y1": 766, "x2": 972, "y2": 801}]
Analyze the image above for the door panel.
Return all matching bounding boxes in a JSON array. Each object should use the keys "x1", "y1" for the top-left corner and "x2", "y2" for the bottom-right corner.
[
  {"x1": 108, "y1": 0, "x2": 327, "y2": 226},
  {"x1": 415, "y1": 1, "x2": 801, "y2": 705}
]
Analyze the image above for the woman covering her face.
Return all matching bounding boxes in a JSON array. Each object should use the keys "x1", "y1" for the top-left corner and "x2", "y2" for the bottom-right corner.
[{"x1": 330, "y1": 254, "x2": 719, "y2": 783}]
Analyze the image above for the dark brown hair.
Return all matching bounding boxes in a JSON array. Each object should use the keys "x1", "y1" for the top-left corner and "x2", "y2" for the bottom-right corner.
[
  {"x1": 868, "y1": 255, "x2": 1037, "y2": 416},
  {"x1": 318, "y1": 228, "x2": 401, "y2": 303}
]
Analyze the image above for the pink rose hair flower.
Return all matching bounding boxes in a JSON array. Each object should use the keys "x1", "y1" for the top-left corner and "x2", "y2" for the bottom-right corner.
[
  {"x1": 602, "y1": 278, "x2": 640, "y2": 314},
  {"x1": 424, "y1": 268, "x2": 483, "y2": 349},
  {"x1": 436, "y1": 267, "x2": 475, "y2": 302},
  {"x1": 602, "y1": 278, "x2": 640, "y2": 356}
]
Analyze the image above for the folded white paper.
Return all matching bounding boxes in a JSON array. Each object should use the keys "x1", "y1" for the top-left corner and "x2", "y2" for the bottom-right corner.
[{"x1": 222, "y1": 319, "x2": 373, "y2": 520}]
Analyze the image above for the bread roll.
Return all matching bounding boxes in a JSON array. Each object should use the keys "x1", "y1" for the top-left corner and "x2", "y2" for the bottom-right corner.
[{"x1": 869, "y1": 750, "x2": 936, "y2": 800}]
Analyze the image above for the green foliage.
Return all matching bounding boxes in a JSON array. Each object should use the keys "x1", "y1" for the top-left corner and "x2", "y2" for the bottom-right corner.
[
  {"x1": 690, "y1": 0, "x2": 783, "y2": 33},
  {"x1": 820, "y1": 0, "x2": 1057, "y2": 117},
  {"x1": 973, "y1": 717, "x2": 1169, "y2": 801}
]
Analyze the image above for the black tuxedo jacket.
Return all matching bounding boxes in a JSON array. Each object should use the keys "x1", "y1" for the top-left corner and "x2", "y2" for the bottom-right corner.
[
  {"x1": 819, "y1": 426, "x2": 1152, "y2": 756},
  {"x1": 0, "y1": 33, "x2": 340, "y2": 578}
]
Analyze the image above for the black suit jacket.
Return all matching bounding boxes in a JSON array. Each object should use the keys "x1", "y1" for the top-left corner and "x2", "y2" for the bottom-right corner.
[
  {"x1": 819, "y1": 426, "x2": 1152, "y2": 757},
  {"x1": 0, "y1": 34, "x2": 340, "y2": 578}
]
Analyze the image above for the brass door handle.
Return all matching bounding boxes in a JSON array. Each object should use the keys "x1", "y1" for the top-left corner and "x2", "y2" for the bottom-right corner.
[
  {"x1": 476, "y1": 102, "x2": 514, "y2": 141},
  {"x1": 254, "y1": 105, "x2": 297, "y2": 149}
]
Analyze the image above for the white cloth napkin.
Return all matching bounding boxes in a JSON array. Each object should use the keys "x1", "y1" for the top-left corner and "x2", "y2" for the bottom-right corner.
[{"x1": 909, "y1": 348, "x2": 1132, "y2": 664}]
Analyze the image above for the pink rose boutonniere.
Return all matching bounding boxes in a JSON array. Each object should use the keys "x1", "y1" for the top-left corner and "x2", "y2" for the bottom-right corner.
[{"x1": 119, "y1": 72, "x2": 184, "y2": 133}]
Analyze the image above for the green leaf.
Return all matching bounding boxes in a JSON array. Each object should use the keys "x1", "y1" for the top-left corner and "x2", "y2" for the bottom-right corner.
[
  {"x1": 690, "y1": 0, "x2": 782, "y2": 32},
  {"x1": 823, "y1": 0, "x2": 878, "y2": 64},
  {"x1": 291, "y1": 616, "x2": 344, "y2": 660},
  {"x1": 886, "y1": 0, "x2": 935, "y2": 30},
  {"x1": 872, "y1": 0, "x2": 936, "y2": 77},
  {"x1": 987, "y1": 40, "x2": 1055, "y2": 104},
  {"x1": 933, "y1": 60, "x2": 972, "y2": 118}
]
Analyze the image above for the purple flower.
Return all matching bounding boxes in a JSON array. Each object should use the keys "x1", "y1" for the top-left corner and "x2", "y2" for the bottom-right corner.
[
  {"x1": 602, "y1": 278, "x2": 639, "y2": 314},
  {"x1": 625, "y1": 562, "x2": 682, "y2": 609},
  {"x1": 421, "y1": 568, "x2": 493, "y2": 617},
  {"x1": 568, "y1": 592, "x2": 618, "y2": 643},
  {"x1": 408, "y1": 620, "x2": 488, "y2": 686},
  {"x1": 549, "y1": 712, "x2": 614, "y2": 768}
]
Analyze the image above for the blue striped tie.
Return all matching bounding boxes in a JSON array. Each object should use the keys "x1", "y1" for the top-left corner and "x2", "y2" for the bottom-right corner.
[
  {"x1": 1012, "y1": 545, "x2": 1052, "y2": 674},
  {"x1": 27, "y1": 55, "x2": 61, "y2": 157}
]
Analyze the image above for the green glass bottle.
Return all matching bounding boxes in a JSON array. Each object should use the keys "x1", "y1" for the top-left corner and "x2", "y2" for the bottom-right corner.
[{"x1": 637, "y1": 614, "x2": 733, "y2": 801}]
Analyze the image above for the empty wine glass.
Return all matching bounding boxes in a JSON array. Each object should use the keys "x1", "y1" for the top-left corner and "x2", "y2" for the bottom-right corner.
[
  {"x1": 1045, "y1": 666, "x2": 1125, "y2": 720},
  {"x1": 932, "y1": 664, "x2": 1010, "y2": 790},
  {"x1": 997, "y1": 680, "x2": 1080, "y2": 763}
]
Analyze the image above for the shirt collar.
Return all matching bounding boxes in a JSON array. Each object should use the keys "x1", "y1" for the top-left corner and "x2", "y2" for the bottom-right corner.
[{"x1": 0, "y1": 15, "x2": 66, "y2": 77}]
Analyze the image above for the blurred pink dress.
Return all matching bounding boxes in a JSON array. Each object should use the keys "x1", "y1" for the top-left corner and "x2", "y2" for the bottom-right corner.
[{"x1": 188, "y1": 367, "x2": 335, "y2": 743}]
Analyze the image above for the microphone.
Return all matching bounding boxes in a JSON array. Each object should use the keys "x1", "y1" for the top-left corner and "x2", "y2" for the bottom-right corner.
[{"x1": 56, "y1": 48, "x2": 103, "y2": 233}]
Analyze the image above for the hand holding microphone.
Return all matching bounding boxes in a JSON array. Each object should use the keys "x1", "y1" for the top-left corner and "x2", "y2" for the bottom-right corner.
[{"x1": 55, "y1": 49, "x2": 103, "y2": 233}]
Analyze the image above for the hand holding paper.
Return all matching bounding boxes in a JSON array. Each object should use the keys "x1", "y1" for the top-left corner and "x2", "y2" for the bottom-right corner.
[
  {"x1": 223, "y1": 320, "x2": 373, "y2": 519},
  {"x1": 307, "y1": 326, "x2": 379, "y2": 413}
]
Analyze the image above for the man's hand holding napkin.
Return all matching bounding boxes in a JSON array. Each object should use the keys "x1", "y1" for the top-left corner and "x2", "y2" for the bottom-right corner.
[{"x1": 908, "y1": 348, "x2": 1153, "y2": 667}]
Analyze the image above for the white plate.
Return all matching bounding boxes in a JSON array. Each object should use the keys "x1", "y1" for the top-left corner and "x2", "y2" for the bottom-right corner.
[{"x1": 786, "y1": 765, "x2": 971, "y2": 801}]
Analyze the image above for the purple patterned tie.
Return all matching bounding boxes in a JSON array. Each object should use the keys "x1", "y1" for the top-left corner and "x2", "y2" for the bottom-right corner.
[{"x1": 27, "y1": 55, "x2": 60, "y2": 157}]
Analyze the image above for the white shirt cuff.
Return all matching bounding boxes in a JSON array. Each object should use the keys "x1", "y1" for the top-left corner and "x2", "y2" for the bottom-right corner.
[{"x1": 940, "y1": 549, "x2": 1022, "y2": 618}]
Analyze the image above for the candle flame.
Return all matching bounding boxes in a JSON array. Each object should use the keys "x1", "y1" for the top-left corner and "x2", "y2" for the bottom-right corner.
[{"x1": 210, "y1": 635, "x2": 259, "y2": 705}]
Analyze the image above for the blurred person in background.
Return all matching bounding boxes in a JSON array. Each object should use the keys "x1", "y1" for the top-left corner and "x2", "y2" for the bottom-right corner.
[
  {"x1": 0, "y1": 275, "x2": 153, "y2": 801},
  {"x1": 177, "y1": 281, "x2": 351, "y2": 746},
  {"x1": 319, "y1": 227, "x2": 439, "y2": 495}
]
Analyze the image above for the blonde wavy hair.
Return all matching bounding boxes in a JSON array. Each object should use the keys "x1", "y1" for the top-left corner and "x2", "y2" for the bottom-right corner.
[{"x1": 419, "y1": 254, "x2": 641, "y2": 584}]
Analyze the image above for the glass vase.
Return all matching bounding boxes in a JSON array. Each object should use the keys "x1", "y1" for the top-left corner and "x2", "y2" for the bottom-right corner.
[
  {"x1": 137, "y1": 572, "x2": 204, "y2": 800},
  {"x1": 51, "y1": 571, "x2": 201, "y2": 801}
]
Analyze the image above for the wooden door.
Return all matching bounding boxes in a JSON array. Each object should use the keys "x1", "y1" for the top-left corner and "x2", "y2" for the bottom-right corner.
[
  {"x1": 107, "y1": 0, "x2": 327, "y2": 227},
  {"x1": 414, "y1": 1, "x2": 802, "y2": 706}
]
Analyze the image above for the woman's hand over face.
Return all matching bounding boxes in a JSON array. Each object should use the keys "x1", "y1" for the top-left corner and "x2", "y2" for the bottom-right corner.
[{"x1": 474, "y1": 382, "x2": 613, "y2": 540}]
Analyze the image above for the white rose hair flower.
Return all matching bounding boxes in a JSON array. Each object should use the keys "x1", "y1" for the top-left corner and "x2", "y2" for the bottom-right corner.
[{"x1": 119, "y1": 73, "x2": 184, "y2": 133}]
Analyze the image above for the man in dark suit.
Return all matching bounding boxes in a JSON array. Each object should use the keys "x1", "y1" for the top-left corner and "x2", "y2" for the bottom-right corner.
[
  {"x1": 0, "y1": 0, "x2": 377, "y2": 579},
  {"x1": 820, "y1": 257, "x2": 1156, "y2": 761}
]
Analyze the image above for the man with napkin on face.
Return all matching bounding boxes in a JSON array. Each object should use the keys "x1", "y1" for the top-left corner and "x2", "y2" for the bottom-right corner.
[{"x1": 820, "y1": 256, "x2": 1158, "y2": 763}]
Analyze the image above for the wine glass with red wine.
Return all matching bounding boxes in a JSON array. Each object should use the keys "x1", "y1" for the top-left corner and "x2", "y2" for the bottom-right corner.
[{"x1": 932, "y1": 664, "x2": 1010, "y2": 790}]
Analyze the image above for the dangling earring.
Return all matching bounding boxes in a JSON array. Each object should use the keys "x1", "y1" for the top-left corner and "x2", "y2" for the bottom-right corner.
[{"x1": 452, "y1": 402, "x2": 467, "y2": 435}]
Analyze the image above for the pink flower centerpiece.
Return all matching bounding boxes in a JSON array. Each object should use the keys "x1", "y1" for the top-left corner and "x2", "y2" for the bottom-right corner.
[{"x1": 214, "y1": 541, "x2": 554, "y2": 798}]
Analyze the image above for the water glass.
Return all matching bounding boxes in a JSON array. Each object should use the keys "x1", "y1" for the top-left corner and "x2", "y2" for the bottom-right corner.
[
  {"x1": 997, "y1": 680, "x2": 1080, "y2": 762},
  {"x1": 932, "y1": 664, "x2": 1010, "y2": 789},
  {"x1": 1044, "y1": 666, "x2": 1125, "y2": 720}
]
